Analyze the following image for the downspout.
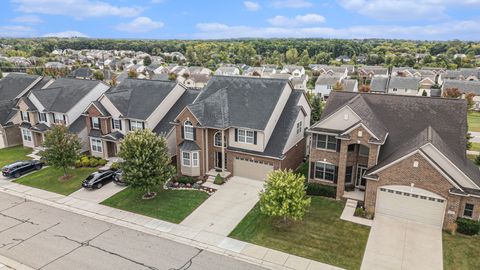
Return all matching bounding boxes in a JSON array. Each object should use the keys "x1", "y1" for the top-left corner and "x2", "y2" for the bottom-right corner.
[
  {"x1": 205, "y1": 129, "x2": 209, "y2": 174},
  {"x1": 221, "y1": 129, "x2": 225, "y2": 173}
]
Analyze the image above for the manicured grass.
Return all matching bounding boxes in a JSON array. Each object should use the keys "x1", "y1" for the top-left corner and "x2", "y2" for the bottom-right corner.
[
  {"x1": 101, "y1": 187, "x2": 209, "y2": 224},
  {"x1": 0, "y1": 145, "x2": 32, "y2": 168},
  {"x1": 229, "y1": 196, "x2": 370, "y2": 270},
  {"x1": 471, "y1": 142, "x2": 480, "y2": 152},
  {"x1": 443, "y1": 232, "x2": 480, "y2": 270},
  {"x1": 468, "y1": 112, "x2": 480, "y2": 132},
  {"x1": 14, "y1": 167, "x2": 97, "y2": 195}
]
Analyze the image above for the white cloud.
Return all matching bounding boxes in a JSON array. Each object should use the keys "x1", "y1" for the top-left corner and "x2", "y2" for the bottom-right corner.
[
  {"x1": 338, "y1": 0, "x2": 480, "y2": 20},
  {"x1": 268, "y1": 13, "x2": 325, "y2": 26},
  {"x1": 244, "y1": 1, "x2": 260, "y2": 11},
  {"x1": 43, "y1": 30, "x2": 89, "y2": 38},
  {"x1": 12, "y1": 0, "x2": 142, "y2": 19},
  {"x1": 11, "y1": 15, "x2": 43, "y2": 24},
  {"x1": 194, "y1": 19, "x2": 480, "y2": 40},
  {"x1": 0, "y1": 25, "x2": 34, "y2": 37},
  {"x1": 116, "y1": 17, "x2": 164, "y2": 33},
  {"x1": 271, "y1": 0, "x2": 313, "y2": 8}
]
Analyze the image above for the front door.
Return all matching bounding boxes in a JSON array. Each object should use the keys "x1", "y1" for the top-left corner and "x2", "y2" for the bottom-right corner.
[
  {"x1": 215, "y1": 152, "x2": 227, "y2": 169},
  {"x1": 107, "y1": 141, "x2": 117, "y2": 158},
  {"x1": 356, "y1": 165, "x2": 367, "y2": 189}
]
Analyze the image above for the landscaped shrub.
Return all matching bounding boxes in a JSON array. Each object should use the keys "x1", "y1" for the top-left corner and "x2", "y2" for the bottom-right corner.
[
  {"x1": 74, "y1": 160, "x2": 82, "y2": 168},
  {"x1": 177, "y1": 176, "x2": 196, "y2": 185},
  {"x1": 90, "y1": 158, "x2": 99, "y2": 167},
  {"x1": 456, "y1": 218, "x2": 480, "y2": 235},
  {"x1": 98, "y1": 159, "x2": 107, "y2": 166},
  {"x1": 110, "y1": 162, "x2": 121, "y2": 170},
  {"x1": 354, "y1": 207, "x2": 366, "y2": 218},
  {"x1": 214, "y1": 174, "x2": 224, "y2": 185},
  {"x1": 306, "y1": 183, "x2": 336, "y2": 198},
  {"x1": 81, "y1": 159, "x2": 90, "y2": 167}
]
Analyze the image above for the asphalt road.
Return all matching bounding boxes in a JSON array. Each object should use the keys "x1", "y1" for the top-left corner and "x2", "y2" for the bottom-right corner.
[{"x1": 0, "y1": 192, "x2": 265, "y2": 270}]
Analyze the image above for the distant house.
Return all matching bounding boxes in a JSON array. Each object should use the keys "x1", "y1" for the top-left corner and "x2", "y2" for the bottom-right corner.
[
  {"x1": 214, "y1": 67, "x2": 240, "y2": 76},
  {"x1": 184, "y1": 74, "x2": 211, "y2": 89},
  {"x1": 314, "y1": 75, "x2": 343, "y2": 98},
  {"x1": 442, "y1": 80, "x2": 480, "y2": 110},
  {"x1": 341, "y1": 79, "x2": 358, "y2": 92},
  {"x1": 444, "y1": 69, "x2": 480, "y2": 81},
  {"x1": 357, "y1": 66, "x2": 389, "y2": 83},
  {"x1": 335, "y1": 55, "x2": 351, "y2": 62},
  {"x1": 387, "y1": 77, "x2": 421, "y2": 96},
  {"x1": 45, "y1": 62, "x2": 67, "y2": 69},
  {"x1": 281, "y1": 65, "x2": 305, "y2": 77},
  {"x1": 69, "y1": 68, "x2": 94, "y2": 80},
  {"x1": 187, "y1": 66, "x2": 212, "y2": 75},
  {"x1": 369, "y1": 76, "x2": 389, "y2": 93}
]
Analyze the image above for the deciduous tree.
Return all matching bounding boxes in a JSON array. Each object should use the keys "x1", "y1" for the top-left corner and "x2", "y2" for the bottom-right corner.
[{"x1": 42, "y1": 125, "x2": 81, "y2": 178}]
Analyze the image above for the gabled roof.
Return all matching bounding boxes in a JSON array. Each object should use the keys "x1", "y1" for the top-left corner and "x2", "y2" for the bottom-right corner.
[
  {"x1": 105, "y1": 79, "x2": 179, "y2": 120},
  {"x1": 443, "y1": 79, "x2": 480, "y2": 95},
  {"x1": 345, "y1": 95, "x2": 388, "y2": 141},
  {"x1": 0, "y1": 73, "x2": 40, "y2": 101},
  {"x1": 70, "y1": 68, "x2": 94, "y2": 78},
  {"x1": 315, "y1": 75, "x2": 341, "y2": 85},
  {"x1": 321, "y1": 92, "x2": 469, "y2": 179},
  {"x1": 0, "y1": 100, "x2": 16, "y2": 125},
  {"x1": 154, "y1": 89, "x2": 200, "y2": 135},
  {"x1": 370, "y1": 76, "x2": 388, "y2": 92},
  {"x1": 187, "y1": 76, "x2": 289, "y2": 130},
  {"x1": 388, "y1": 76, "x2": 420, "y2": 90},
  {"x1": 31, "y1": 78, "x2": 103, "y2": 113}
]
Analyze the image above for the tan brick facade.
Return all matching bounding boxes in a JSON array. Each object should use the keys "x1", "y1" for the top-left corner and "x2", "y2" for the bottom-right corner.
[{"x1": 364, "y1": 153, "x2": 480, "y2": 229}]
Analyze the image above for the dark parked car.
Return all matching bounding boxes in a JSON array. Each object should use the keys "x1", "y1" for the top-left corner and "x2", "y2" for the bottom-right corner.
[
  {"x1": 2, "y1": 160, "x2": 44, "y2": 178},
  {"x1": 82, "y1": 170, "x2": 115, "y2": 189},
  {"x1": 113, "y1": 170, "x2": 127, "y2": 186}
]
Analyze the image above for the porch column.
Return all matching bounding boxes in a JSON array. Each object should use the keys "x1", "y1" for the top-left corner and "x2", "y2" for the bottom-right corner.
[
  {"x1": 221, "y1": 129, "x2": 225, "y2": 173},
  {"x1": 205, "y1": 129, "x2": 209, "y2": 172},
  {"x1": 336, "y1": 140, "x2": 348, "y2": 200}
]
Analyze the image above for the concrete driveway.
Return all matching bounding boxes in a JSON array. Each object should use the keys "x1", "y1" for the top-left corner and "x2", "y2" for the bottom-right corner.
[
  {"x1": 181, "y1": 176, "x2": 263, "y2": 236},
  {"x1": 69, "y1": 182, "x2": 126, "y2": 203},
  {"x1": 361, "y1": 214, "x2": 443, "y2": 270}
]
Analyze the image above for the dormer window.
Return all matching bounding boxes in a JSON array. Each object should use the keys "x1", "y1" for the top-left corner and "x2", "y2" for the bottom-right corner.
[
  {"x1": 184, "y1": 121, "x2": 194, "y2": 140},
  {"x1": 92, "y1": 117, "x2": 100, "y2": 129}
]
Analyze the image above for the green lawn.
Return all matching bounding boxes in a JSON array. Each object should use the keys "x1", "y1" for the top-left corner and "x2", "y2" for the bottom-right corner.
[
  {"x1": 101, "y1": 187, "x2": 209, "y2": 224},
  {"x1": 0, "y1": 146, "x2": 32, "y2": 168},
  {"x1": 14, "y1": 167, "x2": 97, "y2": 195},
  {"x1": 468, "y1": 112, "x2": 480, "y2": 132},
  {"x1": 443, "y1": 232, "x2": 480, "y2": 270},
  {"x1": 471, "y1": 142, "x2": 480, "y2": 152},
  {"x1": 229, "y1": 196, "x2": 370, "y2": 270}
]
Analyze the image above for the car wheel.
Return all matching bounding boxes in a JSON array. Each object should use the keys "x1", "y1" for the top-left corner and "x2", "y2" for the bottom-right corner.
[
  {"x1": 35, "y1": 165, "x2": 42, "y2": 170},
  {"x1": 96, "y1": 183, "x2": 103, "y2": 189},
  {"x1": 13, "y1": 172, "x2": 21, "y2": 178}
]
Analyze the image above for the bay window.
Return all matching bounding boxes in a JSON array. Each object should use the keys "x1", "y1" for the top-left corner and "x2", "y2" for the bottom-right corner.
[{"x1": 182, "y1": 151, "x2": 199, "y2": 167}]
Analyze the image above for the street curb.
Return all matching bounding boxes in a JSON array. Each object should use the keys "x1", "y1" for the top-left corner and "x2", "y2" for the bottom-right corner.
[{"x1": 0, "y1": 254, "x2": 35, "y2": 270}]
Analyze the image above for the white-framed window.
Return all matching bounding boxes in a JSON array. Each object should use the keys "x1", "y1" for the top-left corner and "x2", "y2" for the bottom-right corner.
[
  {"x1": 92, "y1": 117, "x2": 100, "y2": 129},
  {"x1": 316, "y1": 134, "x2": 337, "y2": 150},
  {"x1": 296, "y1": 121, "x2": 303, "y2": 135},
  {"x1": 54, "y1": 113, "x2": 65, "y2": 124},
  {"x1": 314, "y1": 162, "x2": 337, "y2": 182},
  {"x1": 237, "y1": 129, "x2": 254, "y2": 144},
  {"x1": 214, "y1": 132, "x2": 226, "y2": 147},
  {"x1": 182, "y1": 152, "x2": 191, "y2": 166},
  {"x1": 21, "y1": 111, "x2": 29, "y2": 122},
  {"x1": 130, "y1": 120, "x2": 144, "y2": 131},
  {"x1": 38, "y1": 113, "x2": 47, "y2": 123},
  {"x1": 113, "y1": 119, "x2": 121, "y2": 130},
  {"x1": 22, "y1": 129, "x2": 32, "y2": 142},
  {"x1": 192, "y1": 152, "x2": 199, "y2": 167},
  {"x1": 91, "y1": 138, "x2": 103, "y2": 153},
  {"x1": 327, "y1": 85, "x2": 332, "y2": 90},
  {"x1": 184, "y1": 121, "x2": 194, "y2": 140},
  {"x1": 463, "y1": 203, "x2": 474, "y2": 218},
  {"x1": 359, "y1": 145, "x2": 370, "y2": 157}
]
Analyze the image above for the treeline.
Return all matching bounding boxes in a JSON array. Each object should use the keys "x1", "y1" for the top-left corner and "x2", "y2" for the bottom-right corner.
[{"x1": 1, "y1": 38, "x2": 480, "y2": 69}]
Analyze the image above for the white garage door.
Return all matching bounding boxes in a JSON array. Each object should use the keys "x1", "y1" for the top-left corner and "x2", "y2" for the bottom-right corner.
[
  {"x1": 0, "y1": 132, "x2": 5, "y2": 149},
  {"x1": 375, "y1": 185, "x2": 446, "y2": 227},
  {"x1": 233, "y1": 157, "x2": 274, "y2": 181}
]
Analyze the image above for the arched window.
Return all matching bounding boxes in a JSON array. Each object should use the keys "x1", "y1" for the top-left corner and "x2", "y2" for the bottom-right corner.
[
  {"x1": 184, "y1": 120, "x2": 194, "y2": 140},
  {"x1": 214, "y1": 131, "x2": 226, "y2": 147}
]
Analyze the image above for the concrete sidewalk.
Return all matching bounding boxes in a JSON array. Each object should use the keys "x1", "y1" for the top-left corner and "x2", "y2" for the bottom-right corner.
[
  {"x1": 69, "y1": 182, "x2": 126, "y2": 203},
  {"x1": 181, "y1": 176, "x2": 263, "y2": 236},
  {"x1": 0, "y1": 181, "x2": 342, "y2": 270}
]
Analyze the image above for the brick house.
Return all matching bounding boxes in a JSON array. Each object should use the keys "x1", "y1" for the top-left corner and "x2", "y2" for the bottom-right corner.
[
  {"x1": 83, "y1": 79, "x2": 195, "y2": 158},
  {"x1": 308, "y1": 91, "x2": 480, "y2": 230},
  {"x1": 174, "y1": 76, "x2": 311, "y2": 181}
]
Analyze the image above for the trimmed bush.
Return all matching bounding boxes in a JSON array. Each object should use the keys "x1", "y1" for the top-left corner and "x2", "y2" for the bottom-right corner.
[
  {"x1": 98, "y1": 159, "x2": 107, "y2": 166},
  {"x1": 90, "y1": 158, "x2": 99, "y2": 167},
  {"x1": 456, "y1": 218, "x2": 480, "y2": 235},
  {"x1": 306, "y1": 183, "x2": 336, "y2": 198},
  {"x1": 81, "y1": 159, "x2": 90, "y2": 167},
  {"x1": 74, "y1": 160, "x2": 82, "y2": 168},
  {"x1": 177, "y1": 176, "x2": 195, "y2": 185},
  {"x1": 110, "y1": 162, "x2": 120, "y2": 170},
  {"x1": 214, "y1": 174, "x2": 224, "y2": 185}
]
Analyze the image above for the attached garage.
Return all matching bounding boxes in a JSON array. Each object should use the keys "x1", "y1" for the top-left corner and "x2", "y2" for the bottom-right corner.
[
  {"x1": 0, "y1": 131, "x2": 4, "y2": 149},
  {"x1": 233, "y1": 157, "x2": 274, "y2": 181},
  {"x1": 375, "y1": 185, "x2": 446, "y2": 227}
]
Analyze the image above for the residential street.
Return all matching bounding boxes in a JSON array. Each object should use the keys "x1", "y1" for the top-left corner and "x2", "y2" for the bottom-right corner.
[{"x1": 0, "y1": 192, "x2": 265, "y2": 270}]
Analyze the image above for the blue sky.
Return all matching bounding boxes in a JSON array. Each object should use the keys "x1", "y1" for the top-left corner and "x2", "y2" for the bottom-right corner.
[{"x1": 1, "y1": 0, "x2": 480, "y2": 40}]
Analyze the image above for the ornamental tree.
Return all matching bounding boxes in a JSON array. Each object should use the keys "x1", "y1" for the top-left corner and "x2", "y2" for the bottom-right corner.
[
  {"x1": 118, "y1": 129, "x2": 174, "y2": 199},
  {"x1": 42, "y1": 125, "x2": 81, "y2": 178},
  {"x1": 259, "y1": 170, "x2": 311, "y2": 225}
]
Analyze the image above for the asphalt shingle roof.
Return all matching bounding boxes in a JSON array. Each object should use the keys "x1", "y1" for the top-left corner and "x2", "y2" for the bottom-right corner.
[
  {"x1": 0, "y1": 100, "x2": 16, "y2": 125},
  {"x1": 105, "y1": 79, "x2": 178, "y2": 120},
  {"x1": 154, "y1": 89, "x2": 200, "y2": 135},
  {"x1": 369, "y1": 76, "x2": 388, "y2": 92},
  {"x1": 188, "y1": 76, "x2": 289, "y2": 130},
  {"x1": 388, "y1": 76, "x2": 420, "y2": 90},
  {"x1": 0, "y1": 73, "x2": 40, "y2": 101},
  {"x1": 31, "y1": 78, "x2": 103, "y2": 113},
  {"x1": 443, "y1": 79, "x2": 480, "y2": 95}
]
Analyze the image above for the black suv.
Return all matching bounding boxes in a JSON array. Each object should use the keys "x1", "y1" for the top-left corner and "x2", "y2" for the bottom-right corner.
[
  {"x1": 82, "y1": 170, "x2": 115, "y2": 189},
  {"x1": 2, "y1": 160, "x2": 44, "y2": 178}
]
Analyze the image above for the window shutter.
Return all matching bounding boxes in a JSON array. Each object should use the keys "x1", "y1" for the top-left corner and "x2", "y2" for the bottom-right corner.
[
  {"x1": 334, "y1": 166, "x2": 339, "y2": 184},
  {"x1": 142, "y1": 122, "x2": 145, "y2": 130},
  {"x1": 312, "y1": 134, "x2": 317, "y2": 148},
  {"x1": 253, "y1": 131, "x2": 257, "y2": 145},
  {"x1": 310, "y1": 162, "x2": 315, "y2": 179},
  {"x1": 181, "y1": 125, "x2": 184, "y2": 139},
  {"x1": 119, "y1": 120, "x2": 122, "y2": 130},
  {"x1": 128, "y1": 120, "x2": 131, "y2": 131},
  {"x1": 27, "y1": 112, "x2": 30, "y2": 122},
  {"x1": 63, "y1": 114, "x2": 66, "y2": 124},
  {"x1": 234, "y1": 128, "x2": 238, "y2": 142},
  {"x1": 193, "y1": 128, "x2": 196, "y2": 140},
  {"x1": 90, "y1": 117, "x2": 93, "y2": 128},
  {"x1": 336, "y1": 139, "x2": 341, "y2": 152},
  {"x1": 111, "y1": 119, "x2": 114, "y2": 129}
]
